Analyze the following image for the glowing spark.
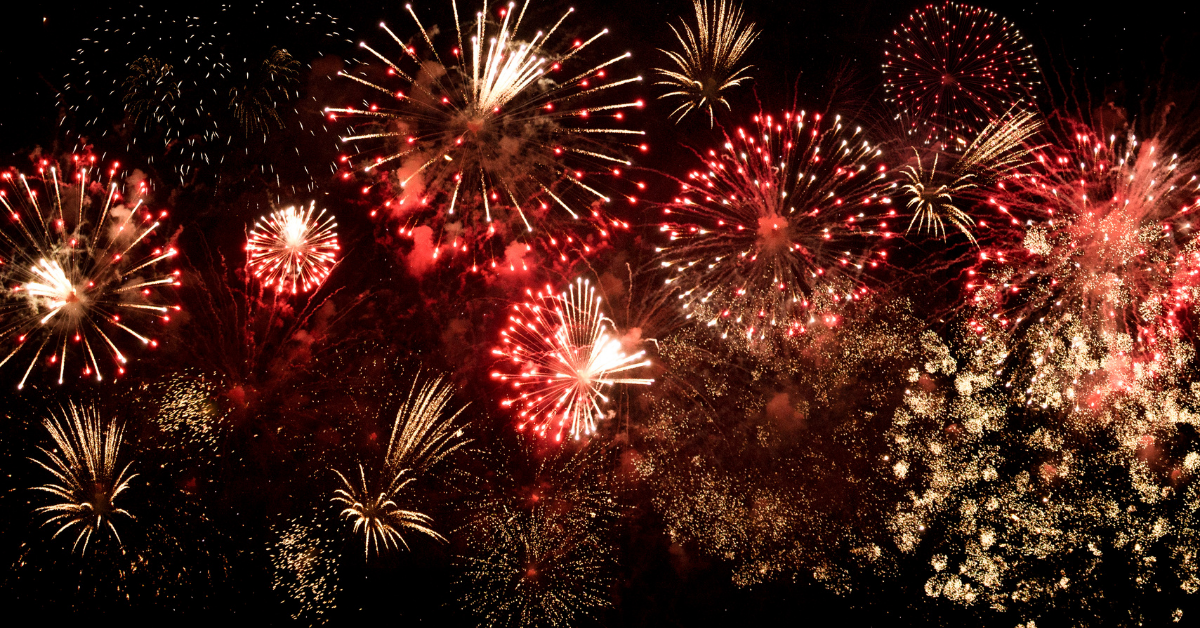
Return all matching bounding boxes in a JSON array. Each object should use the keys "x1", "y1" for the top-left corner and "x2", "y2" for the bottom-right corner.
[
  {"x1": 658, "y1": 110, "x2": 891, "y2": 344},
  {"x1": 883, "y1": 2, "x2": 1041, "y2": 144},
  {"x1": 0, "y1": 160, "x2": 179, "y2": 389},
  {"x1": 330, "y1": 0, "x2": 645, "y2": 266}
]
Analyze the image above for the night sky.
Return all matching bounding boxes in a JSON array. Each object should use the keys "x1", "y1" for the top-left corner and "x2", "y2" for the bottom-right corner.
[{"x1": 2, "y1": 1, "x2": 1199, "y2": 625}]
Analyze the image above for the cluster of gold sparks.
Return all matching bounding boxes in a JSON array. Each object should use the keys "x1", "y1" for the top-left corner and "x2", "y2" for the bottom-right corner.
[
  {"x1": 331, "y1": 374, "x2": 468, "y2": 557},
  {"x1": 655, "y1": 0, "x2": 759, "y2": 126},
  {"x1": 31, "y1": 403, "x2": 137, "y2": 554},
  {"x1": 968, "y1": 121, "x2": 1200, "y2": 415}
]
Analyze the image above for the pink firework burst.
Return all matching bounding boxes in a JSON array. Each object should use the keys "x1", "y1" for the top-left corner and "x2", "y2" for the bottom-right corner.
[
  {"x1": 492, "y1": 277, "x2": 652, "y2": 442},
  {"x1": 246, "y1": 202, "x2": 339, "y2": 294},
  {"x1": 0, "y1": 156, "x2": 180, "y2": 389},
  {"x1": 883, "y1": 2, "x2": 1041, "y2": 145},
  {"x1": 657, "y1": 110, "x2": 894, "y2": 344},
  {"x1": 327, "y1": 0, "x2": 646, "y2": 271},
  {"x1": 966, "y1": 119, "x2": 1200, "y2": 412}
]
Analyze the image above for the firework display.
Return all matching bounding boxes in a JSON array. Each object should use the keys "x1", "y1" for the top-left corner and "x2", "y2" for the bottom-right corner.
[
  {"x1": 246, "y1": 202, "x2": 340, "y2": 294},
  {"x1": 492, "y1": 277, "x2": 651, "y2": 441},
  {"x1": 883, "y1": 2, "x2": 1041, "y2": 144},
  {"x1": 5, "y1": 2, "x2": 1200, "y2": 625},
  {"x1": 657, "y1": 110, "x2": 892, "y2": 344},
  {"x1": 65, "y1": 4, "x2": 354, "y2": 188},
  {"x1": 655, "y1": 0, "x2": 759, "y2": 126},
  {"x1": 899, "y1": 109, "x2": 1042, "y2": 242},
  {"x1": 0, "y1": 159, "x2": 180, "y2": 389},
  {"x1": 328, "y1": 0, "x2": 645, "y2": 268}
]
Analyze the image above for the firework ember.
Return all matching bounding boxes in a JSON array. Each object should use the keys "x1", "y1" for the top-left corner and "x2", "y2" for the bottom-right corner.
[
  {"x1": 32, "y1": 403, "x2": 137, "y2": 554},
  {"x1": 327, "y1": 0, "x2": 645, "y2": 268},
  {"x1": 492, "y1": 277, "x2": 651, "y2": 442},
  {"x1": 0, "y1": 158, "x2": 179, "y2": 389},
  {"x1": 246, "y1": 202, "x2": 339, "y2": 294}
]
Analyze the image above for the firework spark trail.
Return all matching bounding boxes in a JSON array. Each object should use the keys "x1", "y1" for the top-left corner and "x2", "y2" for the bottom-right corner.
[
  {"x1": 492, "y1": 277, "x2": 652, "y2": 442},
  {"x1": 883, "y1": 2, "x2": 1041, "y2": 145},
  {"x1": 246, "y1": 202, "x2": 339, "y2": 294},
  {"x1": 67, "y1": 5, "x2": 354, "y2": 186},
  {"x1": 657, "y1": 110, "x2": 893, "y2": 344},
  {"x1": 327, "y1": 0, "x2": 646, "y2": 269},
  {"x1": 965, "y1": 120, "x2": 1200, "y2": 412},
  {"x1": 31, "y1": 403, "x2": 137, "y2": 554},
  {"x1": 331, "y1": 464, "x2": 444, "y2": 557},
  {"x1": 655, "y1": 0, "x2": 759, "y2": 126},
  {"x1": 0, "y1": 158, "x2": 180, "y2": 389},
  {"x1": 332, "y1": 374, "x2": 468, "y2": 557}
]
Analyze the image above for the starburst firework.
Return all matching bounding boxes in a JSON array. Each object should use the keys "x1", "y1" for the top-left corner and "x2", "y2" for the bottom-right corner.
[
  {"x1": 883, "y1": 2, "x2": 1041, "y2": 144},
  {"x1": 246, "y1": 202, "x2": 339, "y2": 294},
  {"x1": 0, "y1": 159, "x2": 180, "y2": 389},
  {"x1": 31, "y1": 403, "x2": 137, "y2": 554},
  {"x1": 492, "y1": 277, "x2": 652, "y2": 442},
  {"x1": 655, "y1": 0, "x2": 759, "y2": 126},
  {"x1": 331, "y1": 375, "x2": 468, "y2": 557},
  {"x1": 327, "y1": 0, "x2": 645, "y2": 267},
  {"x1": 657, "y1": 111, "x2": 893, "y2": 343}
]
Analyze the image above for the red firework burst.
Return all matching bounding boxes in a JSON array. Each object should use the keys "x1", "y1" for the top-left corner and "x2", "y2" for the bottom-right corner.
[{"x1": 883, "y1": 2, "x2": 1041, "y2": 145}]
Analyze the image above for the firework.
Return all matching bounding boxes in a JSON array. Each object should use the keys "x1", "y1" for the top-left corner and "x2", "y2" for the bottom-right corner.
[
  {"x1": 327, "y1": 0, "x2": 645, "y2": 267},
  {"x1": 66, "y1": 4, "x2": 353, "y2": 186},
  {"x1": 655, "y1": 0, "x2": 759, "y2": 126},
  {"x1": 386, "y1": 373, "x2": 472, "y2": 471},
  {"x1": 492, "y1": 277, "x2": 652, "y2": 442},
  {"x1": 883, "y1": 2, "x2": 1041, "y2": 144},
  {"x1": 0, "y1": 159, "x2": 180, "y2": 389},
  {"x1": 331, "y1": 374, "x2": 468, "y2": 557},
  {"x1": 246, "y1": 202, "x2": 339, "y2": 294},
  {"x1": 886, "y1": 327, "x2": 1200, "y2": 623},
  {"x1": 900, "y1": 109, "x2": 1042, "y2": 242},
  {"x1": 457, "y1": 504, "x2": 615, "y2": 627},
  {"x1": 967, "y1": 120, "x2": 1200, "y2": 412},
  {"x1": 331, "y1": 464, "x2": 444, "y2": 557},
  {"x1": 637, "y1": 300, "x2": 926, "y2": 589},
  {"x1": 270, "y1": 515, "x2": 341, "y2": 622},
  {"x1": 31, "y1": 403, "x2": 137, "y2": 554},
  {"x1": 657, "y1": 111, "x2": 892, "y2": 344}
]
